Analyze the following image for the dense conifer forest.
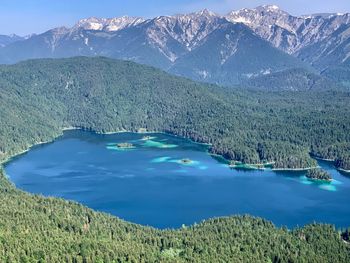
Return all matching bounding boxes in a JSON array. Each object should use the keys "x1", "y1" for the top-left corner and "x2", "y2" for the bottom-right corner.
[
  {"x1": 306, "y1": 169, "x2": 332, "y2": 181},
  {"x1": 0, "y1": 57, "x2": 349, "y2": 170},
  {"x1": 244, "y1": 68, "x2": 342, "y2": 91},
  {"x1": 0, "y1": 57, "x2": 350, "y2": 261}
]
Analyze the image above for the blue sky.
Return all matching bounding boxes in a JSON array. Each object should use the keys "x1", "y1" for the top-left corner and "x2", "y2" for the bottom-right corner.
[{"x1": 1, "y1": 0, "x2": 350, "y2": 35}]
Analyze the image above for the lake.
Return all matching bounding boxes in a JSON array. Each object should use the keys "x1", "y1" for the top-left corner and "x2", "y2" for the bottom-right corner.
[{"x1": 4, "y1": 130, "x2": 350, "y2": 229}]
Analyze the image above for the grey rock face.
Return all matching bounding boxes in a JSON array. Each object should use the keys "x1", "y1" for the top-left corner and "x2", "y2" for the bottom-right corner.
[{"x1": 1, "y1": 6, "x2": 349, "y2": 84}]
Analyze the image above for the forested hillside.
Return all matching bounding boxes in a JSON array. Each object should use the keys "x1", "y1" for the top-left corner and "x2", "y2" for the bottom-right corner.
[
  {"x1": 1, "y1": 56, "x2": 350, "y2": 262},
  {"x1": 245, "y1": 68, "x2": 343, "y2": 91},
  {"x1": 323, "y1": 61, "x2": 350, "y2": 88},
  {"x1": 1, "y1": 57, "x2": 350, "y2": 170}
]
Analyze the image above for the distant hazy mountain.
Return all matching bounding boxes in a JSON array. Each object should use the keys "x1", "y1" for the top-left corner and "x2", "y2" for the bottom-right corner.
[
  {"x1": 296, "y1": 23, "x2": 350, "y2": 70},
  {"x1": 0, "y1": 34, "x2": 24, "y2": 47},
  {"x1": 169, "y1": 22, "x2": 308, "y2": 85},
  {"x1": 0, "y1": 5, "x2": 350, "y2": 85}
]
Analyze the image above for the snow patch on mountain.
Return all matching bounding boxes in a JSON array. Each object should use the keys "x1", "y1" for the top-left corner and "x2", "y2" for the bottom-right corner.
[
  {"x1": 74, "y1": 16, "x2": 145, "y2": 32},
  {"x1": 225, "y1": 5, "x2": 350, "y2": 55},
  {"x1": 2, "y1": 6, "x2": 350, "y2": 74}
]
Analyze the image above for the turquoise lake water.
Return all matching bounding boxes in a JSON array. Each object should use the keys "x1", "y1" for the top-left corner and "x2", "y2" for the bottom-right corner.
[{"x1": 4, "y1": 130, "x2": 350, "y2": 229}]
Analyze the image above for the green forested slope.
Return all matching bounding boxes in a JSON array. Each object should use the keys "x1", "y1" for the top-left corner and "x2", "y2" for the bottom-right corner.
[
  {"x1": 0, "y1": 57, "x2": 350, "y2": 262},
  {"x1": 323, "y1": 60, "x2": 350, "y2": 88},
  {"x1": 245, "y1": 68, "x2": 343, "y2": 91},
  {"x1": 1, "y1": 57, "x2": 350, "y2": 169}
]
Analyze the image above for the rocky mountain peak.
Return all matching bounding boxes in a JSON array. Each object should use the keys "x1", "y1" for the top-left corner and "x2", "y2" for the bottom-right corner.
[
  {"x1": 173, "y1": 8, "x2": 219, "y2": 21},
  {"x1": 259, "y1": 5, "x2": 280, "y2": 11},
  {"x1": 145, "y1": 9, "x2": 223, "y2": 56},
  {"x1": 194, "y1": 9, "x2": 217, "y2": 18},
  {"x1": 225, "y1": 6, "x2": 350, "y2": 55},
  {"x1": 74, "y1": 17, "x2": 107, "y2": 31},
  {"x1": 1, "y1": 5, "x2": 350, "y2": 77},
  {"x1": 73, "y1": 16, "x2": 144, "y2": 32},
  {"x1": 105, "y1": 16, "x2": 145, "y2": 31}
]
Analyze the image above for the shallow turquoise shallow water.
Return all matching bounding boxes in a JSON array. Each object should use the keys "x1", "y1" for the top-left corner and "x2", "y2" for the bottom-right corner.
[{"x1": 4, "y1": 130, "x2": 350, "y2": 229}]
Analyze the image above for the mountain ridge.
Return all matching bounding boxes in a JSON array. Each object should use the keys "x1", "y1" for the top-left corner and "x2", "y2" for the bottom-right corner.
[{"x1": 0, "y1": 5, "x2": 350, "y2": 85}]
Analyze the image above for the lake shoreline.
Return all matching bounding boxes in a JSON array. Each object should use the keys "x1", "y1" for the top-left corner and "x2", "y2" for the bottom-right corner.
[
  {"x1": 0, "y1": 139, "x2": 55, "y2": 166},
  {"x1": 272, "y1": 166, "x2": 320, "y2": 172},
  {"x1": 311, "y1": 155, "x2": 350, "y2": 174},
  {"x1": 0, "y1": 127, "x2": 337, "y2": 173},
  {"x1": 5, "y1": 130, "x2": 350, "y2": 231},
  {"x1": 312, "y1": 156, "x2": 335, "y2": 162},
  {"x1": 338, "y1": 168, "x2": 350, "y2": 174}
]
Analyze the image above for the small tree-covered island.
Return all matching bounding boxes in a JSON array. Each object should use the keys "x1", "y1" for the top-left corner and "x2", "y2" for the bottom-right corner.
[
  {"x1": 116, "y1": 142, "x2": 135, "y2": 149},
  {"x1": 306, "y1": 169, "x2": 333, "y2": 182},
  {"x1": 0, "y1": 57, "x2": 350, "y2": 261}
]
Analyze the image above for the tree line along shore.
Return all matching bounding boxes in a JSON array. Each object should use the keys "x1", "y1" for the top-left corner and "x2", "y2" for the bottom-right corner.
[{"x1": 0, "y1": 57, "x2": 350, "y2": 261}]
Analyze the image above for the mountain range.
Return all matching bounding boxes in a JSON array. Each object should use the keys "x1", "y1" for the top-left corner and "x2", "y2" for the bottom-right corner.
[
  {"x1": 0, "y1": 5, "x2": 349, "y2": 86},
  {"x1": 0, "y1": 34, "x2": 24, "y2": 47}
]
